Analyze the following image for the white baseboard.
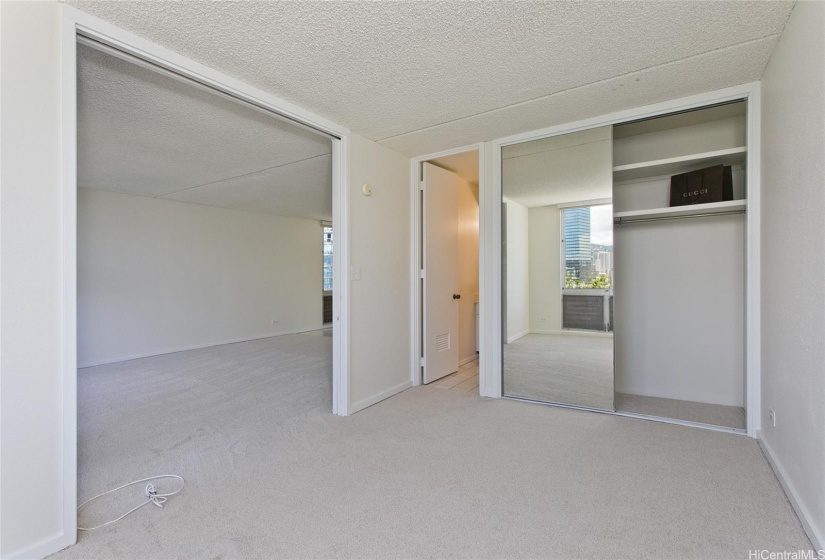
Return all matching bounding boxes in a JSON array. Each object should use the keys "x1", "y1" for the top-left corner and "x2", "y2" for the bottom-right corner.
[
  {"x1": 507, "y1": 330, "x2": 530, "y2": 344},
  {"x1": 758, "y1": 431, "x2": 824, "y2": 552},
  {"x1": 349, "y1": 380, "x2": 412, "y2": 415},
  {"x1": 78, "y1": 326, "x2": 326, "y2": 369},
  {"x1": 7, "y1": 531, "x2": 74, "y2": 560}
]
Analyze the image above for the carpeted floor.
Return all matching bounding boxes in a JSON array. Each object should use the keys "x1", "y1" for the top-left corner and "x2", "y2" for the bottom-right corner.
[
  {"x1": 503, "y1": 333, "x2": 614, "y2": 410},
  {"x1": 52, "y1": 332, "x2": 812, "y2": 559},
  {"x1": 616, "y1": 392, "x2": 746, "y2": 430}
]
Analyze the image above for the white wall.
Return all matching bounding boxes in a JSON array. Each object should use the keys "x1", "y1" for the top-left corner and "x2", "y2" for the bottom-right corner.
[
  {"x1": 348, "y1": 134, "x2": 411, "y2": 412},
  {"x1": 77, "y1": 189, "x2": 322, "y2": 366},
  {"x1": 528, "y1": 205, "x2": 562, "y2": 332},
  {"x1": 504, "y1": 199, "x2": 530, "y2": 342},
  {"x1": 457, "y1": 180, "x2": 479, "y2": 362},
  {"x1": 614, "y1": 215, "x2": 745, "y2": 407},
  {"x1": 760, "y1": 0, "x2": 825, "y2": 549},
  {"x1": 0, "y1": 2, "x2": 72, "y2": 558},
  {"x1": 479, "y1": 141, "x2": 499, "y2": 398}
]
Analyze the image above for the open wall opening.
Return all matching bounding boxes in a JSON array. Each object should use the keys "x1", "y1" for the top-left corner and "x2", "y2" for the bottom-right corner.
[{"x1": 75, "y1": 40, "x2": 337, "y2": 532}]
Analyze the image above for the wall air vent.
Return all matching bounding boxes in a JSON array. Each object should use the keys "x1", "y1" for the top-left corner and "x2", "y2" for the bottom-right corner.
[{"x1": 436, "y1": 333, "x2": 451, "y2": 352}]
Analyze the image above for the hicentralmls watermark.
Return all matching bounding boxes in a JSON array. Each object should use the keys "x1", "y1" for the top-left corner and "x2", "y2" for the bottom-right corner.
[{"x1": 749, "y1": 550, "x2": 825, "y2": 560}]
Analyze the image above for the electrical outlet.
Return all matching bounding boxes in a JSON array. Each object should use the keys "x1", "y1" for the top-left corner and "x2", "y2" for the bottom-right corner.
[
  {"x1": 768, "y1": 407, "x2": 776, "y2": 427},
  {"x1": 271, "y1": 319, "x2": 278, "y2": 325},
  {"x1": 540, "y1": 317, "x2": 547, "y2": 323}
]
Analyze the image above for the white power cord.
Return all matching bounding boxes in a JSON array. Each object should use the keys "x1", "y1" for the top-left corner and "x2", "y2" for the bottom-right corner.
[{"x1": 77, "y1": 475, "x2": 185, "y2": 531}]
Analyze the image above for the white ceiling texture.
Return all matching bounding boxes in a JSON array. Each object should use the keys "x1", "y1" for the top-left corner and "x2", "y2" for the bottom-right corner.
[
  {"x1": 77, "y1": 43, "x2": 333, "y2": 220},
  {"x1": 502, "y1": 126, "x2": 613, "y2": 208},
  {"x1": 75, "y1": 2, "x2": 793, "y2": 218},
  {"x1": 71, "y1": 0, "x2": 793, "y2": 159}
]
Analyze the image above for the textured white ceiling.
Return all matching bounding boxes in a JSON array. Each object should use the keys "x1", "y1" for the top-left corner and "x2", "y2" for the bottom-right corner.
[
  {"x1": 70, "y1": 1, "x2": 793, "y2": 156},
  {"x1": 163, "y1": 154, "x2": 332, "y2": 220},
  {"x1": 502, "y1": 126, "x2": 612, "y2": 208},
  {"x1": 77, "y1": 43, "x2": 333, "y2": 220}
]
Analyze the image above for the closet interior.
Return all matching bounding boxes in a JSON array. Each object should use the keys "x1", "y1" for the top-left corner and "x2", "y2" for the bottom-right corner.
[
  {"x1": 613, "y1": 101, "x2": 747, "y2": 430},
  {"x1": 501, "y1": 100, "x2": 748, "y2": 431}
]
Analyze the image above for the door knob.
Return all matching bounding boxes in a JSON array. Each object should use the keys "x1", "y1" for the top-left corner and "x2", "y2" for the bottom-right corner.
[{"x1": 453, "y1": 294, "x2": 461, "y2": 300}]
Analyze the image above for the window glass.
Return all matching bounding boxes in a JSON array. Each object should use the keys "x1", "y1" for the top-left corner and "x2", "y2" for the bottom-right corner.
[{"x1": 563, "y1": 205, "x2": 613, "y2": 289}]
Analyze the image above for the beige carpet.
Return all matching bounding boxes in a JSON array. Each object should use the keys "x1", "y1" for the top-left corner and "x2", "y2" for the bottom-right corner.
[
  {"x1": 52, "y1": 332, "x2": 812, "y2": 559},
  {"x1": 616, "y1": 393, "x2": 747, "y2": 430},
  {"x1": 504, "y1": 333, "x2": 614, "y2": 410}
]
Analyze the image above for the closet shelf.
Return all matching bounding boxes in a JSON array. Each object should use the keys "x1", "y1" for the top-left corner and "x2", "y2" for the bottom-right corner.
[
  {"x1": 612, "y1": 147, "x2": 746, "y2": 183},
  {"x1": 613, "y1": 199, "x2": 746, "y2": 222}
]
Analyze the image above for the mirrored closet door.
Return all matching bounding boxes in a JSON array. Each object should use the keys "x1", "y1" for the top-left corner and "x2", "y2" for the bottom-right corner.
[
  {"x1": 500, "y1": 101, "x2": 748, "y2": 430},
  {"x1": 501, "y1": 126, "x2": 615, "y2": 411}
]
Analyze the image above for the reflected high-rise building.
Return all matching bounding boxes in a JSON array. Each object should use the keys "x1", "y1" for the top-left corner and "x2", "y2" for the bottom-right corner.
[
  {"x1": 594, "y1": 250, "x2": 613, "y2": 276},
  {"x1": 563, "y1": 207, "x2": 591, "y2": 282}
]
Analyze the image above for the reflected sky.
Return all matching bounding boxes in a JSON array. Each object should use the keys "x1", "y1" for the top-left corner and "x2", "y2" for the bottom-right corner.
[{"x1": 591, "y1": 204, "x2": 613, "y2": 246}]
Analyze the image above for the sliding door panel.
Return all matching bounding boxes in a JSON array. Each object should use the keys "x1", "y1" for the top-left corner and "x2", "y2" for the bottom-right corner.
[{"x1": 501, "y1": 127, "x2": 615, "y2": 411}]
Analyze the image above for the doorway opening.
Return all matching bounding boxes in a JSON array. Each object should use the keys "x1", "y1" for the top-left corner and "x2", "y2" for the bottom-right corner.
[{"x1": 418, "y1": 149, "x2": 481, "y2": 393}]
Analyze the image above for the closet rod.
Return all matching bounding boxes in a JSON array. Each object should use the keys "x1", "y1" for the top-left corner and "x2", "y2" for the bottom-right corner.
[{"x1": 614, "y1": 209, "x2": 745, "y2": 226}]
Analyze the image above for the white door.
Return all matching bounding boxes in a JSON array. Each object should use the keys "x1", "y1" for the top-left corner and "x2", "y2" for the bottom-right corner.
[{"x1": 423, "y1": 162, "x2": 460, "y2": 383}]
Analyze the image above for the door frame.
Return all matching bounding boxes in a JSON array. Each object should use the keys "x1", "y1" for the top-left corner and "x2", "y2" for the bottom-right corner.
[
  {"x1": 484, "y1": 82, "x2": 761, "y2": 437},
  {"x1": 410, "y1": 144, "x2": 487, "y2": 390},
  {"x1": 59, "y1": 5, "x2": 352, "y2": 551}
]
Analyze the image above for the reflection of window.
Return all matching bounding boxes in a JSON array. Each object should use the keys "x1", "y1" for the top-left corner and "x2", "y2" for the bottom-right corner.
[
  {"x1": 562, "y1": 204, "x2": 613, "y2": 332},
  {"x1": 562, "y1": 204, "x2": 613, "y2": 289},
  {"x1": 323, "y1": 226, "x2": 333, "y2": 292}
]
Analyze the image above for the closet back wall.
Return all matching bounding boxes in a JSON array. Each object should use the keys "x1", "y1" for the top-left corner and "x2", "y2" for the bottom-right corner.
[
  {"x1": 78, "y1": 188, "x2": 323, "y2": 367},
  {"x1": 612, "y1": 104, "x2": 747, "y2": 409},
  {"x1": 614, "y1": 213, "x2": 745, "y2": 407}
]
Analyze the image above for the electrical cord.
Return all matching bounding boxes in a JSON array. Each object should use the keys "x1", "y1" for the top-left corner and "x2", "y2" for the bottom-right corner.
[{"x1": 77, "y1": 475, "x2": 185, "y2": 531}]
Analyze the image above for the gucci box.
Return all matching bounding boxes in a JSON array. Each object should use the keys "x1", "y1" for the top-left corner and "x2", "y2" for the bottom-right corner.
[{"x1": 669, "y1": 164, "x2": 733, "y2": 207}]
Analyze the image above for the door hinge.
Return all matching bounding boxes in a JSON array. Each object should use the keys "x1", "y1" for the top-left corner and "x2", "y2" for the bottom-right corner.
[
  {"x1": 419, "y1": 181, "x2": 425, "y2": 191},
  {"x1": 420, "y1": 357, "x2": 425, "y2": 367},
  {"x1": 419, "y1": 269, "x2": 425, "y2": 279}
]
